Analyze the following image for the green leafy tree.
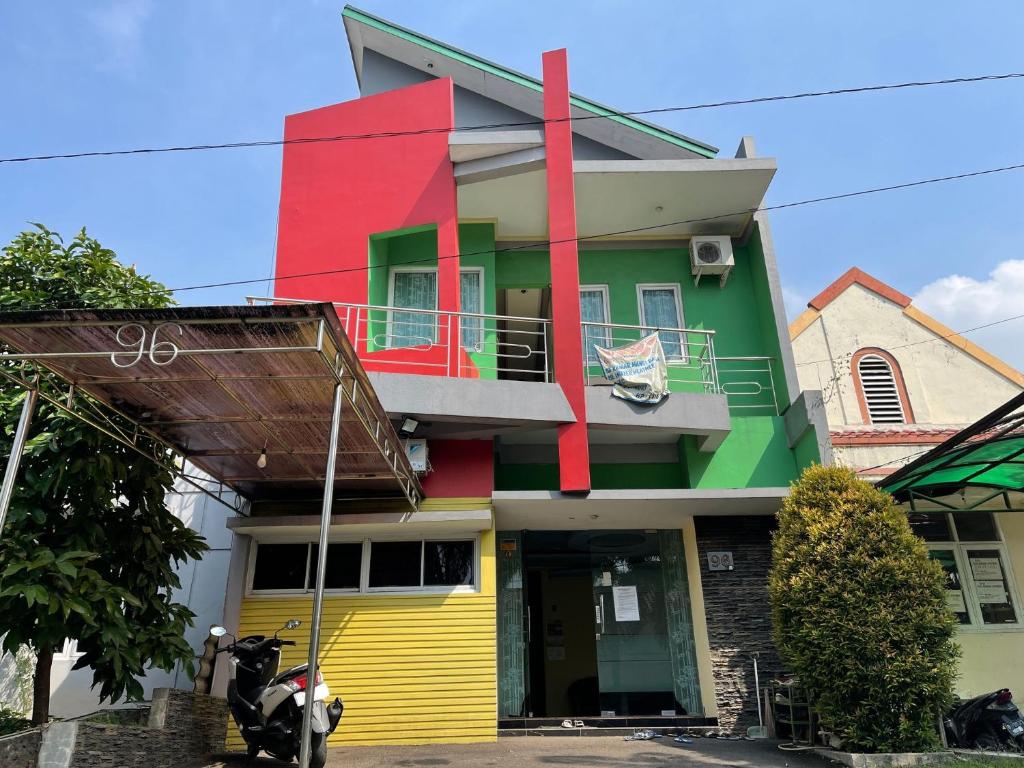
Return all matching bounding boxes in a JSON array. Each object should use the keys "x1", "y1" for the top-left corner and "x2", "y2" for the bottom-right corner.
[
  {"x1": 768, "y1": 465, "x2": 959, "y2": 752},
  {"x1": 0, "y1": 225, "x2": 207, "y2": 724}
]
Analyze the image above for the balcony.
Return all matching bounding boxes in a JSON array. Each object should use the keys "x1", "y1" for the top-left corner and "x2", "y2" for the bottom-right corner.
[
  {"x1": 581, "y1": 321, "x2": 778, "y2": 413},
  {"x1": 246, "y1": 298, "x2": 777, "y2": 448}
]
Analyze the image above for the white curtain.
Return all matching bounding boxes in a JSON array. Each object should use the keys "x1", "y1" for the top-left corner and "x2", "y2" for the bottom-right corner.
[
  {"x1": 580, "y1": 289, "x2": 610, "y2": 361},
  {"x1": 460, "y1": 271, "x2": 482, "y2": 351},
  {"x1": 391, "y1": 271, "x2": 437, "y2": 348},
  {"x1": 641, "y1": 288, "x2": 683, "y2": 359}
]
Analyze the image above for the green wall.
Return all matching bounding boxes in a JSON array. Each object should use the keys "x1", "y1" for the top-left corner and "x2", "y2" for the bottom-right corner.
[
  {"x1": 495, "y1": 461, "x2": 689, "y2": 491},
  {"x1": 364, "y1": 224, "x2": 500, "y2": 376},
  {"x1": 365, "y1": 229, "x2": 804, "y2": 492},
  {"x1": 793, "y1": 428, "x2": 821, "y2": 472},
  {"x1": 682, "y1": 415, "x2": 799, "y2": 488}
]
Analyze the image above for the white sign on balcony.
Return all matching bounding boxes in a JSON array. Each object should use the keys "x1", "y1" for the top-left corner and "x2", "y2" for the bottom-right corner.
[{"x1": 595, "y1": 334, "x2": 669, "y2": 404}]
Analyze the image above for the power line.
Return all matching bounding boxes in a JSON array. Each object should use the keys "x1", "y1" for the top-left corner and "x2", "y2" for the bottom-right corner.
[
  {"x1": 160, "y1": 159, "x2": 1024, "y2": 296},
  {"x1": 795, "y1": 309, "x2": 1024, "y2": 368},
  {"x1": 25, "y1": 160, "x2": 1024, "y2": 363},
  {"x1": 2, "y1": 72, "x2": 1022, "y2": 165}
]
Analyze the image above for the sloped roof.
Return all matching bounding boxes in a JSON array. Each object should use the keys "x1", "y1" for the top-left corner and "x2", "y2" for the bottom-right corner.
[
  {"x1": 789, "y1": 267, "x2": 1024, "y2": 388},
  {"x1": 341, "y1": 5, "x2": 718, "y2": 161}
]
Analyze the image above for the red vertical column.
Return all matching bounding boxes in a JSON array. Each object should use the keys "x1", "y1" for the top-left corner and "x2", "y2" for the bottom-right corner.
[
  {"x1": 543, "y1": 49, "x2": 590, "y2": 492},
  {"x1": 437, "y1": 217, "x2": 461, "y2": 375}
]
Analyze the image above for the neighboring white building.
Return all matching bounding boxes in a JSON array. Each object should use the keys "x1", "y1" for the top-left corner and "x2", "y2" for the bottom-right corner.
[
  {"x1": 791, "y1": 266, "x2": 1024, "y2": 698},
  {"x1": 0, "y1": 470, "x2": 235, "y2": 718},
  {"x1": 790, "y1": 267, "x2": 1024, "y2": 480}
]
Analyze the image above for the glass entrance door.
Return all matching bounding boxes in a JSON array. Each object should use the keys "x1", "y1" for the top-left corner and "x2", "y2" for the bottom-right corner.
[{"x1": 590, "y1": 531, "x2": 702, "y2": 716}]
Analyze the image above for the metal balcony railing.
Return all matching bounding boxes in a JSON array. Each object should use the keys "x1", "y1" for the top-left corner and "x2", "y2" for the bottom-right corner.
[
  {"x1": 581, "y1": 321, "x2": 778, "y2": 413},
  {"x1": 247, "y1": 297, "x2": 551, "y2": 381},
  {"x1": 581, "y1": 321, "x2": 717, "y2": 392},
  {"x1": 245, "y1": 298, "x2": 779, "y2": 413}
]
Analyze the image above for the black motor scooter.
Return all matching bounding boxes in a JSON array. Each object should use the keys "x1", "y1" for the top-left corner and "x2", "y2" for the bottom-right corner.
[
  {"x1": 945, "y1": 688, "x2": 1024, "y2": 751},
  {"x1": 212, "y1": 620, "x2": 343, "y2": 767}
]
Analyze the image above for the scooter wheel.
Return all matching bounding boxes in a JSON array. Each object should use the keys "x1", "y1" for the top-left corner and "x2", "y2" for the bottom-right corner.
[
  {"x1": 309, "y1": 731, "x2": 328, "y2": 768},
  {"x1": 974, "y1": 729, "x2": 1002, "y2": 751}
]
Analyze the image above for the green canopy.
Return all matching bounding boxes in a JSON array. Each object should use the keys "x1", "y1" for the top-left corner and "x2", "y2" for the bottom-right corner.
[{"x1": 879, "y1": 392, "x2": 1024, "y2": 512}]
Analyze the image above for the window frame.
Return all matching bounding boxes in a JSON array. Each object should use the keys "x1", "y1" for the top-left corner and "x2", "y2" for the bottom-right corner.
[
  {"x1": 851, "y1": 347, "x2": 915, "y2": 425},
  {"x1": 921, "y1": 513, "x2": 1022, "y2": 632},
  {"x1": 386, "y1": 267, "x2": 440, "y2": 349},
  {"x1": 246, "y1": 534, "x2": 481, "y2": 597},
  {"x1": 636, "y1": 282, "x2": 687, "y2": 363},
  {"x1": 458, "y1": 266, "x2": 486, "y2": 353},
  {"x1": 579, "y1": 284, "x2": 611, "y2": 361},
  {"x1": 386, "y1": 266, "x2": 485, "y2": 352}
]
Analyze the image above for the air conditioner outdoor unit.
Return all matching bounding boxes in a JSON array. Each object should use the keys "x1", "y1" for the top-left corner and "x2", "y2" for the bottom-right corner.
[{"x1": 689, "y1": 236, "x2": 735, "y2": 288}]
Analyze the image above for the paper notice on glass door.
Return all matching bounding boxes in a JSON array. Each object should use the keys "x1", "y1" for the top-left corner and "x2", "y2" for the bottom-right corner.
[
  {"x1": 975, "y1": 580, "x2": 1008, "y2": 604},
  {"x1": 612, "y1": 586, "x2": 640, "y2": 622},
  {"x1": 971, "y1": 558, "x2": 1003, "y2": 581}
]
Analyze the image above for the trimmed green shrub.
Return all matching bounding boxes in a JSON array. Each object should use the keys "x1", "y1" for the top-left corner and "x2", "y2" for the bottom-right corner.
[{"x1": 768, "y1": 465, "x2": 959, "y2": 752}]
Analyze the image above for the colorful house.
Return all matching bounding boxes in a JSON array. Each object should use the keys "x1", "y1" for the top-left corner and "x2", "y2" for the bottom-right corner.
[
  {"x1": 215, "y1": 7, "x2": 829, "y2": 746},
  {"x1": 791, "y1": 267, "x2": 1024, "y2": 701}
]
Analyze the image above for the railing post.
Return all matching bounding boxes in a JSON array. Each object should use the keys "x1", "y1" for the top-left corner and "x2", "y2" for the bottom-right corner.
[
  {"x1": 0, "y1": 388, "x2": 38, "y2": 536},
  {"x1": 297, "y1": 381, "x2": 344, "y2": 768},
  {"x1": 707, "y1": 335, "x2": 720, "y2": 395}
]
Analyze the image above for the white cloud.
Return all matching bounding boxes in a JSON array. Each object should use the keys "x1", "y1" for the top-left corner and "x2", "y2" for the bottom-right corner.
[
  {"x1": 88, "y1": 0, "x2": 152, "y2": 71},
  {"x1": 913, "y1": 260, "x2": 1024, "y2": 371}
]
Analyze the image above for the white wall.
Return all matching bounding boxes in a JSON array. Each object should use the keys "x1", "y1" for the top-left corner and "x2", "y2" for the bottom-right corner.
[
  {"x1": 0, "y1": 470, "x2": 237, "y2": 718},
  {"x1": 793, "y1": 285, "x2": 1020, "y2": 431}
]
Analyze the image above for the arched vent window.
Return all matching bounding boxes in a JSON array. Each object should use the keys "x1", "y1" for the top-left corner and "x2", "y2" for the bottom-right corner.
[{"x1": 853, "y1": 349, "x2": 913, "y2": 424}]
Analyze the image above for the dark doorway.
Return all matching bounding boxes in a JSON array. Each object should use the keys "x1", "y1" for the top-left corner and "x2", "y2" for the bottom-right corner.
[
  {"x1": 495, "y1": 286, "x2": 551, "y2": 382},
  {"x1": 523, "y1": 532, "x2": 600, "y2": 717}
]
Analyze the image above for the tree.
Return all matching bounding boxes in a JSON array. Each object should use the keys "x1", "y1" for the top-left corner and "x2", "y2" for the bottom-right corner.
[
  {"x1": 0, "y1": 225, "x2": 207, "y2": 725},
  {"x1": 767, "y1": 465, "x2": 959, "y2": 753}
]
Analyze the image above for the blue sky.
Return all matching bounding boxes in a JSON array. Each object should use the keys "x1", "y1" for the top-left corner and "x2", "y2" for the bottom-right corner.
[{"x1": 2, "y1": 1, "x2": 1023, "y2": 364}]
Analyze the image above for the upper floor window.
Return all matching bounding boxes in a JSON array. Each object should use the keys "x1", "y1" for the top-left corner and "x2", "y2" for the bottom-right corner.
[
  {"x1": 852, "y1": 348, "x2": 914, "y2": 424},
  {"x1": 387, "y1": 267, "x2": 483, "y2": 351},
  {"x1": 580, "y1": 285, "x2": 611, "y2": 362},
  {"x1": 637, "y1": 283, "x2": 686, "y2": 361}
]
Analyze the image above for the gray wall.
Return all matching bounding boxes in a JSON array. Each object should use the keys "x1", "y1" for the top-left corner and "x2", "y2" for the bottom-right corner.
[
  {"x1": 360, "y1": 49, "x2": 633, "y2": 159},
  {"x1": 694, "y1": 515, "x2": 783, "y2": 732}
]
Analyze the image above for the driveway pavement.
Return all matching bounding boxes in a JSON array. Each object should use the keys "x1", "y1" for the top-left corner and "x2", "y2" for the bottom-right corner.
[{"x1": 208, "y1": 736, "x2": 830, "y2": 768}]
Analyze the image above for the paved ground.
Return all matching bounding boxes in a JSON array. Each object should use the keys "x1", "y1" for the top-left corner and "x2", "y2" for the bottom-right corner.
[{"x1": 209, "y1": 736, "x2": 830, "y2": 768}]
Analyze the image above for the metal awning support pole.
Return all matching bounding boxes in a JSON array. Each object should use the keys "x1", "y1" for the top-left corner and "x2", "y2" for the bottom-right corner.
[
  {"x1": 298, "y1": 381, "x2": 343, "y2": 768},
  {"x1": 0, "y1": 388, "x2": 38, "y2": 534}
]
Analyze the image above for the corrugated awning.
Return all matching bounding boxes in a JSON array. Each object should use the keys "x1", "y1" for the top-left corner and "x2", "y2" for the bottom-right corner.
[
  {"x1": 879, "y1": 392, "x2": 1024, "y2": 513},
  {"x1": 0, "y1": 303, "x2": 421, "y2": 506}
]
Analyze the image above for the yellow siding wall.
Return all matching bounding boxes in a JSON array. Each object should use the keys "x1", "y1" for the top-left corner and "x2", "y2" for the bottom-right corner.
[{"x1": 229, "y1": 529, "x2": 497, "y2": 747}]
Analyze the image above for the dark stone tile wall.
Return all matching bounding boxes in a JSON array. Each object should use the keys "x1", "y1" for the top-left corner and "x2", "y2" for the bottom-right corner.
[
  {"x1": 0, "y1": 728, "x2": 41, "y2": 768},
  {"x1": 695, "y1": 515, "x2": 786, "y2": 732},
  {"x1": 70, "y1": 689, "x2": 228, "y2": 768}
]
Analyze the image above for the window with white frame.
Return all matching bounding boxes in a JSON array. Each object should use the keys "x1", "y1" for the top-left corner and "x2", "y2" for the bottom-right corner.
[
  {"x1": 249, "y1": 537, "x2": 478, "y2": 594},
  {"x1": 387, "y1": 267, "x2": 484, "y2": 351},
  {"x1": 856, "y1": 353, "x2": 907, "y2": 424},
  {"x1": 579, "y1": 285, "x2": 611, "y2": 362},
  {"x1": 459, "y1": 268, "x2": 484, "y2": 351},
  {"x1": 637, "y1": 283, "x2": 686, "y2": 361},
  {"x1": 909, "y1": 512, "x2": 1020, "y2": 627}
]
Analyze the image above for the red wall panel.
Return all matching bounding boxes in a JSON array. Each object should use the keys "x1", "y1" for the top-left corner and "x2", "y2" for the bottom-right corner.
[
  {"x1": 419, "y1": 440, "x2": 494, "y2": 498},
  {"x1": 275, "y1": 78, "x2": 460, "y2": 310}
]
